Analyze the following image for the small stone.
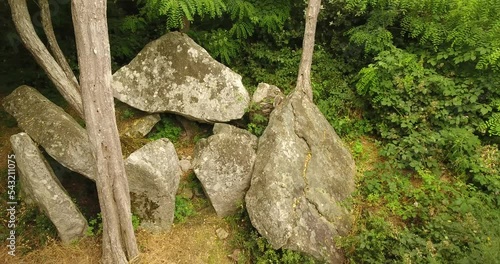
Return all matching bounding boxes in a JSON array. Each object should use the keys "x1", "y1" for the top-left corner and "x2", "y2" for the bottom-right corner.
[
  {"x1": 179, "y1": 186, "x2": 194, "y2": 200},
  {"x1": 216, "y1": 228, "x2": 229, "y2": 240},
  {"x1": 179, "y1": 159, "x2": 192, "y2": 173},
  {"x1": 228, "y1": 249, "x2": 242, "y2": 262},
  {"x1": 121, "y1": 114, "x2": 161, "y2": 138}
]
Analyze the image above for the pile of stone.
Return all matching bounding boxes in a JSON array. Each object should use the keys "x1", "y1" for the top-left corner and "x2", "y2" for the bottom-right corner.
[{"x1": 3, "y1": 32, "x2": 355, "y2": 263}]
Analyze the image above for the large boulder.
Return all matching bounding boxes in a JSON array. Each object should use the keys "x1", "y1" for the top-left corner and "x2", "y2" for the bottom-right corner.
[
  {"x1": 245, "y1": 92, "x2": 356, "y2": 263},
  {"x1": 10, "y1": 133, "x2": 88, "y2": 243},
  {"x1": 2, "y1": 85, "x2": 96, "y2": 180},
  {"x1": 193, "y1": 124, "x2": 257, "y2": 217},
  {"x1": 112, "y1": 32, "x2": 250, "y2": 123},
  {"x1": 125, "y1": 138, "x2": 181, "y2": 231}
]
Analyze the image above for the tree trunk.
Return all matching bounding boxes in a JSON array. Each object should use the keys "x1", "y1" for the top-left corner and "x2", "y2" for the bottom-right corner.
[
  {"x1": 296, "y1": 0, "x2": 322, "y2": 101},
  {"x1": 39, "y1": 0, "x2": 80, "y2": 92},
  {"x1": 8, "y1": 0, "x2": 84, "y2": 117},
  {"x1": 71, "y1": 1, "x2": 139, "y2": 263}
]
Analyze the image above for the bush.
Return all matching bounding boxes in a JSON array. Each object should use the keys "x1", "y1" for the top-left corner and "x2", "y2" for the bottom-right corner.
[
  {"x1": 148, "y1": 115, "x2": 183, "y2": 143},
  {"x1": 340, "y1": 163, "x2": 500, "y2": 263},
  {"x1": 174, "y1": 196, "x2": 195, "y2": 223},
  {"x1": 226, "y1": 205, "x2": 321, "y2": 264}
]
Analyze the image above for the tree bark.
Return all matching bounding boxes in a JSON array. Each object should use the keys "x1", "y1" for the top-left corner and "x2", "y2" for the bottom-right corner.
[
  {"x1": 39, "y1": 0, "x2": 80, "y2": 92},
  {"x1": 296, "y1": 0, "x2": 322, "y2": 101},
  {"x1": 8, "y1": 0, "x2": 84, "y2": 117},
  {"x1": 71, "y1": 1, "x2": 139, "y2": 263}
]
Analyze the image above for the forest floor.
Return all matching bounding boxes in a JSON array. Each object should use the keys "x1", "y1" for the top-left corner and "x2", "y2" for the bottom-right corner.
[
  {"x1": 0, "y1": 92, "x2": 375, "y2": 264},
  {"x1": 0, "y1": 94, "x2": 243, "y2": 264}
]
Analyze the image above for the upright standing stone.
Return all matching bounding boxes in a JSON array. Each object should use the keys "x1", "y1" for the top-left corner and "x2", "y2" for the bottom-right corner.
[
  {"x1": 125, "y1": 138, "x2": 181, "y2": 231},
  {"x1": 245, "y1": 92, "x2": 356, "y2": 263},
  {"x1": 193, "y1": 124, "x2": 258, "y2": 217}
]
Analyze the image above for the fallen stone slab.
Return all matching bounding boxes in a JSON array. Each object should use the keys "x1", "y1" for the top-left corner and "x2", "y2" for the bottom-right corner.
[
  {"x1": 2, "y1": 85, "x2": 96, "y2": 180},
  {"x1": 112, "y1": 32, "x2": 250, "y2": 123},
  {"x1": 245, "y1": 91, "x2": 356, "y2": 263},
  {"x1": 10, "y1": 132, "x2": 88, "y2": 244},
  {"x1": 193, "y1": 123, "x2": 258, "y2": 217},
  {"x1": 125, "y1": 138, "x2": 181, "y2": 231}
]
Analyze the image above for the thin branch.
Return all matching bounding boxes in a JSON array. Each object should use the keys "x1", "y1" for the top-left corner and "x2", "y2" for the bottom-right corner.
[
  {"x1": 8, "y1": 0, "x2": 83, "y2": 117},
  {"x1": 296, "y1": 0, "x2": 321, "y2": 101},
  {"x1": 39, "y1": 0, "x2": 80, "y2": 92}
]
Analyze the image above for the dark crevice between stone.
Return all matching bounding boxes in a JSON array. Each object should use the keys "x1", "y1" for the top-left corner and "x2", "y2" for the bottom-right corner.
[{"x1": 43, "y1": 151, "x2": 100, "y2": 220}]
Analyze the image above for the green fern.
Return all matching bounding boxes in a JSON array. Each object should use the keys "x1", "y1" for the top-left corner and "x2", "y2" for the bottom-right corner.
[
  {"x1": 141, "y1": 0, "x2": 226, "y2": 30},
  {"x1": 485, "y1": 113, "x2": 500, "y2": 136}
]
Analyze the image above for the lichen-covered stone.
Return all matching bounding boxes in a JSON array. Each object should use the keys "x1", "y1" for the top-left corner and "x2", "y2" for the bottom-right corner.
[
  {"x1": 245, "y1": 92, "x2": 356, "y2": 263},
  {"x1": 249, "y1": 83, "x2": 284, "y2": 124},
  {"x1": 10, "y1": 133, "x2": 88, "y2": 243},
  {"x1": 3, "y1": 85, "x2": 96, "y2": 180},
  {"x1": 193, "y1": 124, "x2": 258, "y2": 217},
  {"x1": 125, "y1": 138, "x2": 181, "y2": 231},
  {"x1": 112, "y1": 32, "x2": 249, "y2": 123},
  {"x1": 120, "y1": 114, "x2": 161, "y2": 138}
]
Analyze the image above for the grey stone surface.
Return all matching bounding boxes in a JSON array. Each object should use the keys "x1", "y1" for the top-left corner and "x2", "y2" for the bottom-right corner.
[
  {"x1": 112, "y1": 32, "x2": 250, "y2": 123},
  {"x1": 125, "y1": 138, "x2": 181, "y2": 232},
  {"x1": 245, "y1": 92, "x2": 356, "y2": 263},
  {"x1": 179, "y1": 159, "x2": 192, "y2": 173},
  {"x1": 10, "y1": 133, "x2": 88, "y2": 243},
  {"x1": 193, "y1": 124, "x2": 257, "y2": 217},
  {"x1": 252, "y1": 83, "x2": 284, "y2": 105},
  {"x1": 2, "y1": 85, "x2": 96, "y2": 180},
  {"x1": 216, "y1": 228, "x2": 229, "y2": 240},
  {"x1": 121, "y1": 114, "x2": 161, "y2": 138},
  {"x1": 249, "y1": 83, "x2": 285, "y2": 123}
]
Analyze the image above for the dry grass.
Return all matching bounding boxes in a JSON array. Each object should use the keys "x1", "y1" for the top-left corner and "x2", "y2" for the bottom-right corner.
[
  {"x1": 1, "y1": 210, "x2": 235, "y2": 264},
  {"x1": 1, "y1": 95, "x2": 234, "y2": 264}
]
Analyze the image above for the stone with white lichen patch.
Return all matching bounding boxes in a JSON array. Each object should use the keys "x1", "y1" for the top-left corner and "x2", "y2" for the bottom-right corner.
[
  {"x1": 193, "y1": 124, "x2": 258, "y2": 217},
  {"x1": 112, "y1": 32, "x2": 249, "y2": 123},
  {"x1": 245, "y1": 91, "x2": 356, "y2": 263}
]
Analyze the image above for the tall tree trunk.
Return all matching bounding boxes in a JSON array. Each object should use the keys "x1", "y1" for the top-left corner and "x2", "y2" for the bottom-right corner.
[
  {"x1": 296, "y1": 0, "x2": 322, "y2": 101},
  {"x1": 71, "y1": 1, "x2": 139, "y2": 263},
  {"x1": 8, "y1": 0, "x2": 83, "y2": 117},
  {"x1": 39, "y1": 0, "x2": 80, "y2": 92}
]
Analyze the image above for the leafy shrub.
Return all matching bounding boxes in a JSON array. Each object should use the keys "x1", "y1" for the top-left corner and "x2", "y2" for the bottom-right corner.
[
  {"x1": 340, "y1": 164, "x2": 500, "y2": 263},
  {"x1": 15, "y1": 205, "x2": 58, "y2": 252},
  {"x1": 121, "y1": 109, "x2": 135, "y2": 119},
  {"x1": 132, "y1": 214, "x2": 141, "y2": 230},
  {"x1": 174, "y1": 195, "x2": 195, "y2": 223},
  {"x1": 226, "y1": 205, "x2": 320, "y2": 264},
  {"x1": 86, "y1": 213, "x2": 103, "y2": 236},
  {"x1": 148, "y1": 115, "x2": 183, "y2": 142}
]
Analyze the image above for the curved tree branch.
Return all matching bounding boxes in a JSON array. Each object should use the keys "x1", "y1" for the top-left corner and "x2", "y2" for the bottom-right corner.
[
  {"x1": 39, "y1": 0, "x2": 80, "y2": 92},
  {"x1": 8, "y1": 0, "x2": 83, "y2": 117}
]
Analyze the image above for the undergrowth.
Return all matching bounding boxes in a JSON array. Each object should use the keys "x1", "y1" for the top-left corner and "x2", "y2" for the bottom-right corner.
[
  {"x1": 148, "y1": 115, "x2": 183, "y2": 143},
  {"x1": 225, "y1": 204, "x2": 321, "y2": 264},
  {"x1": 339, "y1": 155, "x2": 500, "y2": 263}
]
